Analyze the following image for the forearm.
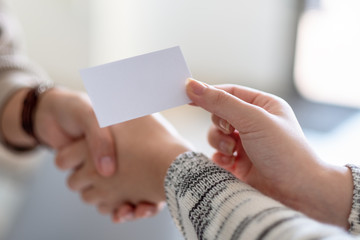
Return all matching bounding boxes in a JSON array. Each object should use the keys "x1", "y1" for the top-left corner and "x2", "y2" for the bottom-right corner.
[
  {"x1": 165, "y1": 152, "x2": 354, "y2": 240},
  {"x1": 282, "y1": 162, "x2": 353, "y2": 229}
]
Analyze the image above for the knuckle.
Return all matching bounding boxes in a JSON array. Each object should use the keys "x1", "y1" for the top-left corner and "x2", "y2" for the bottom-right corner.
[
  {"x1": 88, "y1": 169, "x2": 99, "y2": 181},
  {"x1": 98, "y1": 205, "x2": 111, "y2": 215},
  {"x1": 211, "y1": 90, "x2": 231, "y2": 116},
  {"x1": 213, "y1": 89, "x2": 228, "y2": 106},
  {"x1": 268, "y1": 93, "x2": 289, "y2": 108},
  {"x1": 207, "y1": 126, "x2": 219, "y2": 147},
  {"x1": 67, "y1": 176, "x2": 77, "y2": 191},
  {"x1": 101, "y1": 191, "x2": 113, "y2": 203},
  {"x1": 55, "y1": 154, "x2": 65, "y2": 170},
  {"x1": 278, "y1": 97, "x2": 292, "y2": 110},
  {"x1": 81, "y1": 192, "x2": 92, "y2": 204}
]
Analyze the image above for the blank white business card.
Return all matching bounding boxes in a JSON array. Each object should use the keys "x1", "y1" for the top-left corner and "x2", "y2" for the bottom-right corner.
[{"x1": 80, "y1": 46, "x2": 192, "y2": 127}]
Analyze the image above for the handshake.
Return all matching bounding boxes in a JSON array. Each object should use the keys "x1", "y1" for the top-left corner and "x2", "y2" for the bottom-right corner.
[
  {"x1": 55, "y1": 78, "x2": 353, "y2": 231},
  {"x1": 3, "y1": 79, "x2": 354, "y2": 239}
]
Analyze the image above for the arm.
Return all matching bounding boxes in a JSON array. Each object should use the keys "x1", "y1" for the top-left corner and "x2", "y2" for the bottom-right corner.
[
  {"x1": 186, "y1": 79, "x2": 354, "y2": 228},
  {"x1": 0, "y1": 2, "x2": 48, "y2": 149},
  {"x1": 165, "y1": 152, "x2": 355, "y2": 240},
  {"x1": 0, "y1": 3, "x2": 116, "y2": 176}
]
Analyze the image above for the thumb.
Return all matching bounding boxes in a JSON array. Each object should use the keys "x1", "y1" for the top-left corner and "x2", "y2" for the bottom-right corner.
[
  {"x1": 83, "y1": 116, "x2": 116, "y2": 177},
  {"x1": 186, "y1": 78, "x2": 265, "y2": 132}
]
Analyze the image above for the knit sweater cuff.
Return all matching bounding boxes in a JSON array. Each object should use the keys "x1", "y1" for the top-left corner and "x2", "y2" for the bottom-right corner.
[
  {"x1": 346, "y1": 164, "x2": 360, "y2": 235},
  {"x1": 164, "y1": 152, "x2": 296, "y2": 239},
  {"x1": 165, "y1": 152, "x2": 352, "y2": 240}
]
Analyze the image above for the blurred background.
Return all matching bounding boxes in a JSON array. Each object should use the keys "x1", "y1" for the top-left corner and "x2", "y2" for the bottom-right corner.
[{"x1": 1, "y1": 0, "x2": 360, "y2": 239}]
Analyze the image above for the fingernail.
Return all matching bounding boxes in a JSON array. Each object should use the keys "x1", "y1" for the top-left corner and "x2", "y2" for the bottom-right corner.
[
  {"x1": 100, "y1": 156, "x2": 114, "y2": 175},
  {"x1": 219, "y1": 141, "x2": 234, "y2": 155},
  {"x1": 113, "y1": 215, "x2": 122, "y2": 223},
  {"x1": 144, "y1": 210, "x2": 153, "y2": 218},
  {"x1": 219, "y1": 119, "x2": 230, "y2": 133},
  {"x1": 220, "y1": 156, "x2": 234, "y2": 165},
  {"x1": 186, "y1": 78, "x2": 208, "y2": 95}
]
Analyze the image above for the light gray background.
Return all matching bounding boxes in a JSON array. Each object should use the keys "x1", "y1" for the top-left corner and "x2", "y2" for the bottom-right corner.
[{"x1": 5, "y1": 152, "x2": 183, "y2": 240}]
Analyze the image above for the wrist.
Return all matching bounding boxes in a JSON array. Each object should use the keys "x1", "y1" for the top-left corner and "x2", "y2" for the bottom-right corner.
[
  {"x1": 158, "y1": 142, "x2": 193, "y2": 200},
  {"x1": 1, "y1": 88, "x2": 38, "y2": 148},
  {"x1": 290, "y1": 163, "x2": 352, "y2": 228},
  {"x1": 32, "y1": 86, "x2": 57, "y2": 146}
]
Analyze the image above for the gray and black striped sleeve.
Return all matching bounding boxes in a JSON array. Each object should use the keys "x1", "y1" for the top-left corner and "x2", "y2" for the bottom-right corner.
[
  {"x1": 347, "y1": 164, "x2": 360, "y2": 235},
  {"x1": 165, "y1": 152, "x2": 355, "y2": 240}
]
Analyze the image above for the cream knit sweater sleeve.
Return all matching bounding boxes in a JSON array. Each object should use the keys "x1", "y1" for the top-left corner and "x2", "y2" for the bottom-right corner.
[
  {"x1": 165, "y1": 152, "x2": 357, "y2": 240},
  {"x1": 0, "y1": 1, "x2": 49, "y2": 148}
]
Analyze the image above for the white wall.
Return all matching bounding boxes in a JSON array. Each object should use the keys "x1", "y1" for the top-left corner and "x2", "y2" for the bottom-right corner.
[
  {"x1": 91, "y1": 0, "x2": 299, "y2": 95},
  {"x1": 10, "y1": 0, "x2": 91, "y2": 90},
  {"x1": 3, "y1": 1, "x2": 300, "y2": 239},
  {"x1": 10, "y1": 0, "x2": 299, "y2": 95}
]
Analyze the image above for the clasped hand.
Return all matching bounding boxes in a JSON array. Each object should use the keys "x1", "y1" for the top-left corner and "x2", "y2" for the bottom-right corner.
[{"x1": 55, "y1": 79, "x2": 352, "y2": 228}]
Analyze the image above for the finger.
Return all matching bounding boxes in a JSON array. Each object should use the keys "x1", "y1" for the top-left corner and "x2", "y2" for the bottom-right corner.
[
  {"x1": 233, "y1": 153, "x2": 253, "y2": 182},
  {"x1": 133, "y1": 202, "x2": 161, "y2": 219},
  {"x1": 207, "y1": 125, "x2": 236, "y2": 156},
  {"x1": 78, "y1": 101, "x2": 116, "y2": 177},
  {"x1": 211, "y1": 114, "x2": 235, "y2": 135},
  {"x1": 212, "y1": 152, "x2": 235, "y2": 170},
  {"x1": 188, "y1": 102, "x2": 198, "y2": 106},
  {"x1": 186, "y1": 78, "x2": 269, "y2": 132},
  {"x1": 97, "y1": 204, "x2": 112, "y2": 216},
  {"x1": 55, "y1": 139, "x2": 87, "y2": 170},
  {"x1": 80, "y1": 186, "x2": 102, "y2": 205},
  {"x1": 214, "y1": 84, "x2": 293, "y2": 116},
  {"x1": 67, "y1": 166, "x2": 97, "y2": 191},
  {"x1": 112, "y1": 204, "x2": 135, "y2": 223},
  {"x1": 87, "y1": 126, "x2": 116, "y2": 177}
]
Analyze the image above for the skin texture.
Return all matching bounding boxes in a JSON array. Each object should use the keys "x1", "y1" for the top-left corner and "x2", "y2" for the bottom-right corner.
[
  {"x1": 186, "y1": 79, "x2": 353, "y2": 229},
  {"x1": 55, "y1": 79, "x2": 353, "y2": 228},
  {"x1": 1, "y1": 87, "x2": 116, "y2": 176},
  {"x1": 57, "y1": 114, "x2": 192, "y2": 222}
]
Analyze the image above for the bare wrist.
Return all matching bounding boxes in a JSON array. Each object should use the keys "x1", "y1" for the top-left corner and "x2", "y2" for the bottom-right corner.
[
  {"x1": 158, "y1": 143, "x2": 193, "y2": 199},
  {"x1": 290, "y1": 164, "x2": 353, "y2": 228}
]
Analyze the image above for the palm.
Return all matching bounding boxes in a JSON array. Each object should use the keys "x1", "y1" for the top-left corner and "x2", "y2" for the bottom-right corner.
[
  {"x1": 34, "y1": 88, "x2": 94, "y2": 149},
  {"x1": 213, "y1": 115, "x2": 316, "y2": 202}
]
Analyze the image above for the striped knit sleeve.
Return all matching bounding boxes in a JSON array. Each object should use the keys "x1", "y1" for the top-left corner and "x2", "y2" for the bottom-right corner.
[
  {"x1": 346, "y1": 164, "x2": 360, "y2": 235},
  {"x1": 164, "y1": 152, "x2": 355, "y2": 240}
]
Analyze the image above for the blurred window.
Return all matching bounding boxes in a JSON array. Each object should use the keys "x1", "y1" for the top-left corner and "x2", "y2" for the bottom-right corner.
[{"x1": 294, "y1": 0, "x2": 360, "y2": 108}]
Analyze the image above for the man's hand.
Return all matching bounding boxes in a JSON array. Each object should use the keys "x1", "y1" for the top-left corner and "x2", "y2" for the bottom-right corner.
[
  {"x1": 1, "y1": 87, "x2": 116, "y2": 176},
  {"x1": 57, "y1": 114, "x2": 192, "y2": 223}
]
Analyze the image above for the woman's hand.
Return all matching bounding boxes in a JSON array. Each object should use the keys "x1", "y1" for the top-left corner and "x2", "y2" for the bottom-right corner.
[{"x1": 186, "y1": 78, "x2": 353, "y2": 228}]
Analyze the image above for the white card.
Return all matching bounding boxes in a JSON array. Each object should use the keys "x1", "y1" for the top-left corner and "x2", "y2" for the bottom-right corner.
[{"x1": 80, "y1": 46, "x2": 192, "y2": 127}]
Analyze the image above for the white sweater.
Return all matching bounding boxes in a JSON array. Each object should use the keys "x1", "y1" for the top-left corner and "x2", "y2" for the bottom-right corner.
[
  {"x1": 165, "y1": 152, "x2": 360, "y2": 240},
  {"x1": 0, "y1": 1, "x2": 48, "y2": 150}
]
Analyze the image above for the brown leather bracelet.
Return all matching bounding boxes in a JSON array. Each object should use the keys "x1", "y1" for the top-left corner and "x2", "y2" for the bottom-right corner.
[{"x1": 21, "y1": 84, "x2": 52, "y2": 144}]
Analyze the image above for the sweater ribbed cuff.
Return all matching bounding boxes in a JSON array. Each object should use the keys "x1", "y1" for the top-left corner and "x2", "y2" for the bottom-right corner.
[{"x1": 346, "y1": 164, "x2": 360, "y2": 235}]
